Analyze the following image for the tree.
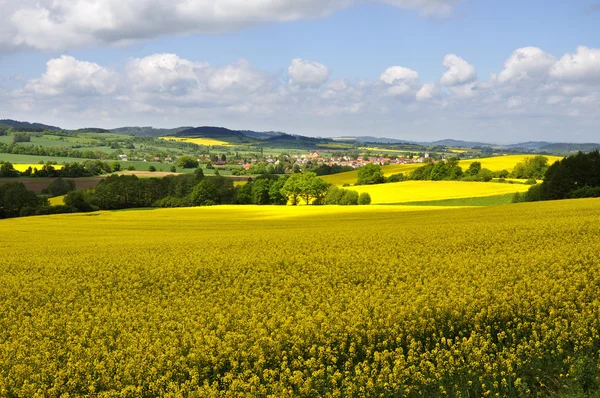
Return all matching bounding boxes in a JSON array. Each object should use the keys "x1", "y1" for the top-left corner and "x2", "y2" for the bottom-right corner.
[
  {"x1": 148, "y1": 165, "x2": 156, "y2": 172},
  {"x1": 190, "y1": 180, "x2": 218, "y2": 206},
  {"x1": 170, "y1": 165, "x2": 177, "y2": 173},
  {"x1": 309, "y1": 175, "x2": 329, "y2": 205},
  {"x1": 357, "y1": 164, "x2": 385, "y2": 185},
  {"x1": 0, "y1": 182, "x2": 42, "y2": 218},
  {"x1": 340, "y1": 190, "x2": 359, "y2": 205},
  {"x1": 251, "y1": 179, "x2": 272, "y2": 205},
  {"x1": 464, "y1": 162, "x2": 482, "y2": 177},
  {"x1": 111, "y1": 161, "x2": 122, "y2": 172},
  {"x1": 12, "y1": 133, "x2": 31, "y2": 143},
  {"x1": 43, "y1": 178, "x2": 76, "y2": 197},
  {"x1": 64, "y1": 191, "x2": 95, "y2": 212},
  {"x1": 0, "y1": 162, "x2": 19, "y2": 178},
  {"x1": 358, "y1": 192, "x2": 372, "y2": 205},
  {"x1": 176, "y1": 156, "x2": 199, "y2": 169},
  {"x1": 281, "y1": 173, "x2": 303, "y2": 205}
]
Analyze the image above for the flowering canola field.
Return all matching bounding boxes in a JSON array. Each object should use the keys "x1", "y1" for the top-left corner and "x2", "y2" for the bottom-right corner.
[
  {"x1": 160, "y1": 136, "x2": 231, "y2": 146},
  {"x1": 11, "y1": 163, "x2": 65, "y2": 172},
  {"x1": 1, "y1": 200, "x2": 600, "y2": 396},
  {"x1": 351, "y1": 180, "x2": 530, "y2": 204}
]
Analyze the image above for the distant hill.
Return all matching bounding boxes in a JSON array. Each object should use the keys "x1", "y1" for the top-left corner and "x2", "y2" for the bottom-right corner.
[
  {"x1": 426, "y1": 139, "x2": 492, "y2": 148},
  {"x1": 176, "y1": 126, "x2": 259, "y2": 144},
  {"x1": 239, "y1": 130, "x2": 285, "y2": 140},
  {"x1": 111, "y1": 126, "x2": 193, "y2": 137},
  {"x1": 538, "y1": 142, "x2": 600, "y2": 153},
  {"x1": 353, "y1": 136, "x2": 413, "y2": 144},
  {"x1": 0, "y1": 119, "x2": 61, "y2": 131},
  {"x1": 505, "y1": 141, "x2": 553, "y2": 150}
]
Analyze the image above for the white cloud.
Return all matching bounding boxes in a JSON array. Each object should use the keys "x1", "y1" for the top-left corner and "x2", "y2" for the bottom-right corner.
[
  {"x1": 550, "y1": 46, "x2": 600, "y2": 82},
  {"x1": 22, "y1": 55, "x2": 118, "y2": 96},
  {"x1": 127, "y1": 53, "x2": 207, "y2": 95},
  {"x1": 288, "y1": 59, "x2": 330, "y2": 88},
  {"x1": 416, "y1": 83, "x2": 440, "y2": 101},
  {"x1": 440, "y1": 54, "x2": 476, "y2": 86},
  {"x1": 6, "y1": 46, "x2": 600, "y2": 142},
  {"x1": 496, "y1": 47, "x2": 556, "y2": 83},
  {"x1": 0, "y1": 0, "x2": 462, "y2": 52}
]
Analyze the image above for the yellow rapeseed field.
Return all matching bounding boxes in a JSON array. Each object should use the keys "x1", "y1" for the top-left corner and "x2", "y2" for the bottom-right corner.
[
  {"x1": 351, "y1": 180, "x2": 530, "y2": 204},
  {"x1": 48, "y1": 195, "x2": 65, "y2": 206},
  {"x1": 1, "y1": 199, "x2": 600, "y2": 396},
  {"x1": 322, "y1": 163, "x2": 423, "y2": 186},
  {"x1": 11, "y1": 163, "x2": 65, "y2": 172},
  {"x1": 160, "y1": 136, "x2": 231, "y2": 146},
  {"x1": 460, "y1": 155, "x2": 563, "y2": 172}
]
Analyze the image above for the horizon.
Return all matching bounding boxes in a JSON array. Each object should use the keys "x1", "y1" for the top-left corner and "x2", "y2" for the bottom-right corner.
[
  {"x1": 1, "y1": 0, "x2": 599, "y2": 142},
  {"x1": 2, "y1": 118, "x2": 600, "y2": 145}
]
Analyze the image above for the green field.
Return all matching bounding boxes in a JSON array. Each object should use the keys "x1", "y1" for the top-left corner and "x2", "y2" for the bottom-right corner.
[
  {"x1": 394, "y1": 193, "x2": 516, "y2": 206},
  {"x1": 0, "y1": 200, "x2": 599, "y2": 396}
]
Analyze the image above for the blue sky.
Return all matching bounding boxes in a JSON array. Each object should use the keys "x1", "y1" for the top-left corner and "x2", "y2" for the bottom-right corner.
[{"x1": 0, "y1": 0, "x2": 599, "y2": 142}]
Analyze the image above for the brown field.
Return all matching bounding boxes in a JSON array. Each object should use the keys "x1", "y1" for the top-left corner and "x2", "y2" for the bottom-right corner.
[{"x1": 0, "y1": 177, "x2": 103, "y2": 194}]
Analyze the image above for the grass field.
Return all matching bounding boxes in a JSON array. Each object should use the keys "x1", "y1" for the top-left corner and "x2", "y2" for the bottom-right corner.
[
  {"x1": 351, "y1": 180, "x2": 530, "y2": 204},
  {"x1": 322, "y1": 155, "x2": 564, "y2": 187},
  {"x1": 160, "y1": 136, "x2": 231, "y2": 146},
  {"x1": 395, "y1": 192, "x2": 516, "y2": 206},
  {"x1": 1, "y1": 199, "x2": 599, "y2": 396}
]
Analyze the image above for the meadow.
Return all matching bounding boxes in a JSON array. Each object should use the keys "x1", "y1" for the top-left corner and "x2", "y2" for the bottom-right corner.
[
  {"x1": 1, "y1": 199, "x2": 600, "y2": 396},
  {"x1": 321, "y1": 155, "x2": 564, "y2": 187}
]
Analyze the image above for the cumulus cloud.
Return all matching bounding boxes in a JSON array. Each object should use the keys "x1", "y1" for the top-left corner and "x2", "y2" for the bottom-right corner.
[
  {"x1": 416, "y1": 83, "x2": 440, "y2": 101},
  {"x1": 6, "y1": 45, "x2": 600, "y2": 142},
  {"x1": 379, "y1": 66, "x2": 421, "y2": 98},
  {"x1": 0, "y1": 0, "x2": 462, "y2": 52},
  {"x1": 495, "y1": 47, "x2": 556, "y2": 83},
  {"x1": 288, "y1": 59, "x2": 330, "y2": 88},
  {"x1": 22, "y1": 56, "x2": 118, "y2": 96},
  {"x1": 440, "y1": 54, "x2": 477, "y2": 86},
  {"x1": 550, "y1": 46, "x2": 600, "y2": 82}
]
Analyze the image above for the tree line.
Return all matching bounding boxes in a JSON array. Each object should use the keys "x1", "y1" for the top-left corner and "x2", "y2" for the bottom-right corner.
[
  {"x1": 514, "y1": 151, "x2": 600, "y2": 202},
  {"x1": 0, "y1": 161, "x2": 117, "y2": 178},
  {"x1": 355, "y1": 156, "x2": 552, "y2": 186}
]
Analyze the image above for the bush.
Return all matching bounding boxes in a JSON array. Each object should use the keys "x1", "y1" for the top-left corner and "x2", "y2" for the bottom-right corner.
[
  {"x1": 525, "y1": 178, "x2": 537, "y2": 185},
  {"x1": 127, "y1": 165, "x2": 136, "y2": 171},
  {"x1": 149, "y1": 165, "x2": 157, "y2": 172},
  {"x1": 42, "y1": 178, "x2": 76, "y2": 197},
  {"x1": 357, "y1": 164, "x2": 385, "y2": 185},
  {"x1": 358, "y1": 192, "x2": 371, "y2": 205},
  {"x1": 176, "y1": 156, "x2": 199, "y2": 169},
  {"x1": 387, "y1": 173, "x2": 406, "y2": 183},
  {"x1": 340, "y1": 190, "x2": 359, "y2": 206}
]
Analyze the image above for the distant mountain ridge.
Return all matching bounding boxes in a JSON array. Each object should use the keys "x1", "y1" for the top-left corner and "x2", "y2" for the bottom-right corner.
[
  {"x1": 0, "y1": 119, "x2": 61, "y2": 131},
  {"x1": 1, "y1": 119, "x2": 599, "y2": 152}
]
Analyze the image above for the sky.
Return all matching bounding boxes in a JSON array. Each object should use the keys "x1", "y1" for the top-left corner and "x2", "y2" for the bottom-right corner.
[{"x1": 0, "y1": 0, "x2": 599, "y2": 142}]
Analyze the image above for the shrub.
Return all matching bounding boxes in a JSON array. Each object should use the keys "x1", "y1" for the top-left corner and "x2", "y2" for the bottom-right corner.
[{"x1": 358, "y1": 192, "x2": 372, "y2": 205}]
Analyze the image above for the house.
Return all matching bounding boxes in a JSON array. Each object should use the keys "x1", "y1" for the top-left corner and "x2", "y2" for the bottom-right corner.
[
  {"x1": 164, "y1": 157, "x2": 172, "y2": 162},
  {"x1": 118, "y1": 154, "x2": 128, "y2": 161}
]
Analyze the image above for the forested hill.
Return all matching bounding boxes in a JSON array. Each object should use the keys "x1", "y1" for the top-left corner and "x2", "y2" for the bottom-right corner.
[
  {"x1": 0, "y1": 119, "x2": 61, "y2": 131},
  {"x1": 111, "y1": 126, "x2": 193, "y2": 137}
]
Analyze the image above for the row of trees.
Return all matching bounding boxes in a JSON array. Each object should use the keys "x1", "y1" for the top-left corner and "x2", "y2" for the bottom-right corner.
[
  {"x1": 0, "y1": 143, "x2": 112, "y2": 160},
  {"x1": 0, "y1": 161, "x2": 117, "y2": 178},
  {"x1": 356, "y1": 156, "x2": 552, "y2": 186},
  {"x1": 515, "y1": 151, "x2": 600, "y2": 202},
  {"x1": 60, "y1": 171, "x2": 371, "y2": 213}
]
